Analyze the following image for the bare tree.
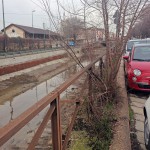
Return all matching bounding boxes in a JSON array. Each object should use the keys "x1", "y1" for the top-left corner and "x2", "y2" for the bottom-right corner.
[
  {"x1": 60, "y1": 16, "x2": 84, "y2": 41},
  {"x1": 34, "y1": 0, "x2": 149, "y2": 98},
  {"x1": 131, "y1": 4, "x2": 150, "y2": 38},
  {"x1": 84, "y1": 0, "x2": 150, "y2": 92}
]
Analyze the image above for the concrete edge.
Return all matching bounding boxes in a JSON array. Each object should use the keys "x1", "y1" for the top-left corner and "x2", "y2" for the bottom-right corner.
[{"x1": 110, "y1": 60, "x2": 131, "y2": 150}]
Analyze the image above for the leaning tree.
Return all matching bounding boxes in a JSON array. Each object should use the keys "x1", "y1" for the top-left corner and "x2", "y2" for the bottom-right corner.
[{"x1": 34, "y1": 0, "x2": 149, "y2": 99}]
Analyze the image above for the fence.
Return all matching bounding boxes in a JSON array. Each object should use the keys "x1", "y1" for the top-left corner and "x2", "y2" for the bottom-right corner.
[
  {"x1": 0, "y1": 55, "x2": 104, "y2": 150},
  {"x1": 0, "y1": 36, "x2": 59, "y2": 52}
]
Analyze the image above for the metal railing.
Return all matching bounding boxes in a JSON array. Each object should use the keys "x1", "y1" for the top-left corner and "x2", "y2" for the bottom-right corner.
[{"x1": 0, "y1": 55, "x2": 104, "y2": 149}]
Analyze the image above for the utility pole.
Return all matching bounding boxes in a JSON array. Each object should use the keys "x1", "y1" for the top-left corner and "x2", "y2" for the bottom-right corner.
[
  {"x1": 2, "y1": 0, "x2": 6, "y2": 35},
  {"x1": 32, "y1": 10, "x2": 35, "y2": 39},
  {"x1": 2, "y1": 0, "x2": 7, "y2": 52},
  {"x1": 43, "y1": 23, "x2": 46, "y2": 49},
  {"x1": 32, "y1": 10, "x2": 35, "y2": 49},
  {"x1": 113, "y1": 10, "x2": 120, "y2": 37}
]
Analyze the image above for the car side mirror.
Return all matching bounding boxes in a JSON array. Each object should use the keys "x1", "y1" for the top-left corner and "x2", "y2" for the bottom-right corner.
[
  {"x1": 127, "y1": 48, "x2": 131, "y2": 52},
  {"x1": 123, "y1": 55, "x2": 129, "y2": 60}
]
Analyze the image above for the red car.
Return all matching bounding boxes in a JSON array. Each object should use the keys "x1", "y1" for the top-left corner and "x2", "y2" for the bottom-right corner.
[{"x1": 123, "y1": 43, "x2": 150, "y2": 91}]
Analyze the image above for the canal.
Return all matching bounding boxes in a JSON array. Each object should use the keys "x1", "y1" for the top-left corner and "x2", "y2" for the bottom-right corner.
[{"x1": 0, "y1": 61, "x2": 89, "y2": 149}]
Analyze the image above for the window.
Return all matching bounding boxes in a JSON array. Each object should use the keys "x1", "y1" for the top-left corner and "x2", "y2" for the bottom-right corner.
[{"x1": 12, "y1": 29, "x2": 15, "y2": 33}]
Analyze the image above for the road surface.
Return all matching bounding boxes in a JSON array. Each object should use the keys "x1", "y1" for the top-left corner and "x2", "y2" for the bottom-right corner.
[{"x1": 130, "y1": 92, "x2": 149, "y2": 150}]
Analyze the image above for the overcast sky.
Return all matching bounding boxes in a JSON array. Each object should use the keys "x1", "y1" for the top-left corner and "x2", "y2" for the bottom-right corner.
[
  {"x1": 0, "y1": 0, "x2": 107, "y2": 32},
  {"x1": 0, "y1": 0, "x2": 82, "y2": 31}
]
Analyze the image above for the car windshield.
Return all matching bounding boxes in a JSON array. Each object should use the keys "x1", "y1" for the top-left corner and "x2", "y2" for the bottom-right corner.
[
  {"x1": 133, "y1": 46, "x2": 150, "y2": 61},
  {"x1": 127, "y1": 41, "x2": 142, "y2": 52},
  {"x1": 127, "y1": 40, "x2": 150, "y2": 52}
]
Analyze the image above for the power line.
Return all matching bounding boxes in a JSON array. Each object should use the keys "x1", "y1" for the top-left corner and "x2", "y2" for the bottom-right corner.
[
  {"x1": 0, "y1": 12, "x2": 46, "y2": 16},
  {"x1": 0, "y1": 12, "x2": 60, "y2": 21}
]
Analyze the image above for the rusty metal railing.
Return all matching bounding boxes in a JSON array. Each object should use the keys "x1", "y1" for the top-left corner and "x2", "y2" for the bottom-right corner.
[{"x1": 0, "y1": 55, "x2": 104, "y2": 149}]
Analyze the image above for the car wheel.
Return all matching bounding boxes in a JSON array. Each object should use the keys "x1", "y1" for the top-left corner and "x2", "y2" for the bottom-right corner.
[{"x1": 144, "y1": 117, "x2": 150, "y2": 149}]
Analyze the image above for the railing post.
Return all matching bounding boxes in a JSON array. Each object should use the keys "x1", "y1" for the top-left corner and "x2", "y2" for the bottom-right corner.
[
  {"x1": 88, "y1": 67, "x2": 93, "y2": 105},
  {"x1": 62, "y1": 101, "x2": 80, "y2": 150},
  {"x1": 99, "y1": 58, "x2": 103, "y2": 77},
  {"x1": 51, "y1": 96, "x2": 62, "y2": 150}
]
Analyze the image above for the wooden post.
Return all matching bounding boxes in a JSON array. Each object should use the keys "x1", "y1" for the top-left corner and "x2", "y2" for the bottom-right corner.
[
  {"x1": 99, "y1": 58, "x2": 103, "y2": 77},
  {"x1": 88, "y1": 68, "x2": 93, "y2": 105}
]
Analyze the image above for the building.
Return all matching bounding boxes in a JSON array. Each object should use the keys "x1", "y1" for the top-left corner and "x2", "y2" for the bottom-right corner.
[
  {"x1": 76, "y1": 27, "x2": 105, "y2": 44},
  {"x1": 1, "y1": 24, "x2": 61, "y2": 40},
  {"x1": 109, "y1": 32, "x2": 115, "y2": 39}
]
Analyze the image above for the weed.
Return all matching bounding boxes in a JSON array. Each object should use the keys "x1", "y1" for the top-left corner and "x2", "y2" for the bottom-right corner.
[
  {"x1": 129, "y1": 105, "x2": 134, "y2": 127},
  {"x1": 69, "y1": 131, "x2": 91, "y2": 150},
  {"x1": 72, "y1": 102, "x2": 115, "y2": 150}
]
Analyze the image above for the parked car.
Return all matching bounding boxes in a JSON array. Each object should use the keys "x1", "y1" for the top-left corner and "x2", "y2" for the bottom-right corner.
[
  {"x1": 125, "y1": 39, "x2": 150, "y2": 55},
  {"x1": 123, "y1": 43, "x2": 150, "y2": 91},
  {"x1": 144, "y1": 97, "x2": 150, "y2": 149}
]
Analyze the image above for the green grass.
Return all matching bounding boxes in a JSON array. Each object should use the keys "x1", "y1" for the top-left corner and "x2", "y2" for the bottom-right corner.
[
  {"x1": 129, "y1": 105, "x2": 134, "y2": 120},
  {"x1": 71, "y1": 102, "x2": 115, "y2": 150},
  {"x1": 89, "y1": 102, "x2": 114, "y2": 150},
  {"x1": 129, "y1": 105, "x2": 134, "y2": 126},
  {"x1": 69, "y1": 131, "x2": 91, "y2": 150}
]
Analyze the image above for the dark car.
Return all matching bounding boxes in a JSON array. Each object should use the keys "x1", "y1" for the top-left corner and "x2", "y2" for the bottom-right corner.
[{"x1": 125, "y1": 39, "x2": 150, "y2": 55}]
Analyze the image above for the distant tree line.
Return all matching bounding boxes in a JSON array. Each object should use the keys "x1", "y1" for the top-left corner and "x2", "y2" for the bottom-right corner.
[
  {"x1": 131, "y1": 5, "x2": 150, "y2": 38},
  {"x1": 60, "y1": 17, "x2": 84, "y2": 42}
]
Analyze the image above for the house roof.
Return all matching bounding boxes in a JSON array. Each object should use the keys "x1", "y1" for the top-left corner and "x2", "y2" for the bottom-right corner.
[{"x1": 1, "y1": 24, "x2": 59, "y2": 36}]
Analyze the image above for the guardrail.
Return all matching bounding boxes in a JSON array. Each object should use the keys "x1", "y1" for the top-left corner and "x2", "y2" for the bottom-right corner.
[{"x1": 0, "y1": 55, "x2": 104, "y2": 149}]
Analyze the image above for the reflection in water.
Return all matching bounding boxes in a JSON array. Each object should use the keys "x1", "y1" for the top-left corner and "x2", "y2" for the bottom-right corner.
[
  {"x1": 9, "y1": 100, "x2": 13, "y2": 122},
  {"x1": 36, "y1": 86, "x2": 38, "y2": 102},
  {"x1": 46, "y1": 80, "x2": 48, "y2": 94},
  {"x1": 0, "y1": 64, "x2": 81, "y2": 127},
  {"x1": 0, "y1": 62, "x2": 89, "y2": 149}
]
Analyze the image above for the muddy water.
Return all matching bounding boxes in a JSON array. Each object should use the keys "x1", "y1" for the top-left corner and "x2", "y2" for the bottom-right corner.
[
  {"x1": 0, "y1": 61, "x2": 89, "y2": 149},
  {"x1": 1, "y1": 76, "x2": 59, "y2": 127}
]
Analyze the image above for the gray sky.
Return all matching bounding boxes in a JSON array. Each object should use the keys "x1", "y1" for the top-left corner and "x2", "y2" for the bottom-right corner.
[
  {"x1": 0, "y1": 0, "x2": 67, "y2": 31},
  {"x1": 0, "y1": 0, "x2": 104, "y2": 31}
]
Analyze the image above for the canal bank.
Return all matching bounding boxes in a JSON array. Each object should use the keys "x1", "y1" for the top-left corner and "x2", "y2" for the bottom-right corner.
[
  {"x1": 0, "y1": 47, "x2": 106, "y2": 149},
  {"x1": 0, "y1": 48, "x2": 82, "y2": 81}
]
